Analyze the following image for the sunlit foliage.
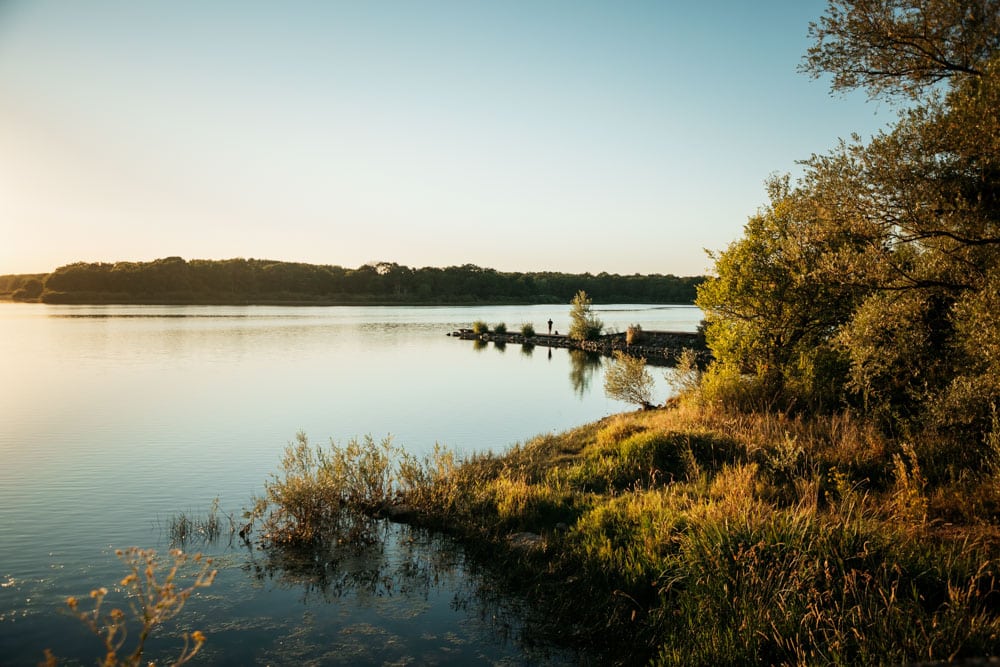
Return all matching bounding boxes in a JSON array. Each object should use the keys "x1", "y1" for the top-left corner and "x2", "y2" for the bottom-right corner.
[
  {"x1": 568, "y1": 290, "x2": 604, "y2": 341},
  {"x1": 604, "y1": 351, "x2": 656, "y2": 409},
  {"x1": 699, "y1": 0, "x2": 1000, "y2": 452}
]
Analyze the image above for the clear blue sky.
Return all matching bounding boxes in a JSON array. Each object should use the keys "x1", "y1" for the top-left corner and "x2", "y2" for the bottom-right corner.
[{"x1": 0, "y1": 1, "x2": 893, "y2": 276}]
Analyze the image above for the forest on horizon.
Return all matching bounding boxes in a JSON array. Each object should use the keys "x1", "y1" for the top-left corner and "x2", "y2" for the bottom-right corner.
[{"x1": 0, "y1": 257, "x2": 703, "y2": 305}]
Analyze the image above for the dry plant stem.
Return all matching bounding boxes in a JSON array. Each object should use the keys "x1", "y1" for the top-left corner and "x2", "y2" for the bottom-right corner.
[{"x1": 52, "y1": 547, "x2": 216, "y2": 667}]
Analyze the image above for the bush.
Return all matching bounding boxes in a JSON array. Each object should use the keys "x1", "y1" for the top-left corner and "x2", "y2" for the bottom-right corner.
[
  {"x1": 493, "y1": 322, "x2": 507, "y2": 334},
  {"x1": 698, "y1": 362, "x2": 776, "y2": 412},
  {"x1": 569, "y1": 290, "x2": 604, "y2": 341},
  {"x1": 626, "y1": 324, "x2": 643, "y2": 345},
  {"x1": 604, "y1": 351, "x2": 655, "y2": 409},
  {"x1": 471, "y1": 320, "x2": 489, "y2": 334},
  {"x1": 520, "y1": 322, "x2": 536, "y2": 337}
]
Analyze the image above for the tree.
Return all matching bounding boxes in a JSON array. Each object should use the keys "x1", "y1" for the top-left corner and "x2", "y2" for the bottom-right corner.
[
  {"x1": 568, "y1": 290, "x2": 604, "y2": 341},
  {"x1": 604, "y1": 351, "x2": 656, "y2": 410},
  {"x1": 801, "y1": 0, "x2": 1000, "y2": 99},
  {"x1": 799, "y1": 1, "x2": 1000, "y2": 442},
  {"x1": 696, "y1": 176, "x2": 859, "y2": 411}
]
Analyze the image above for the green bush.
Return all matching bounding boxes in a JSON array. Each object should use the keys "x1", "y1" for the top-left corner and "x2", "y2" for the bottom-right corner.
[
  {"x1": 604, "y1": 351, "x2": 655, "y2": 409},
  {"x1": 520, "y1": 322, "x2": 536, "y2": 337},
  {"x1": 493, "y1": 322, "x2": 507, "y2": 334},
  {"x1": 569, "y1": 290, "x2": 604, "y2": 341},
  {"x1": 471, "y1": 320, "x2": 489, "y2": 334}
]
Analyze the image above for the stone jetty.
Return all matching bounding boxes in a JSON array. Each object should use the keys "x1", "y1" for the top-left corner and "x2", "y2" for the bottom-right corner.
[{"x1": 448, "y1": 328, "x2": 709, "y2": 365}]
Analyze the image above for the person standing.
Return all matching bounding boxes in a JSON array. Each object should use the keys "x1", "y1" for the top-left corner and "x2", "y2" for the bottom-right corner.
[{"x1": 547, "y1": 318, "x2": 553, "y2": 334}]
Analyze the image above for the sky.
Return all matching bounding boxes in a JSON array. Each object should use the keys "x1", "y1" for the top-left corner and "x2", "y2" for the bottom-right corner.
[{"x1": 0, "y1": 1, "x2": 895, "y2": 277}]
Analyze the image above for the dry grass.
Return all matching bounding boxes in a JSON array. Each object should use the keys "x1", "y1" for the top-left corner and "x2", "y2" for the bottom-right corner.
[{"x1": 252, "y1": 401, "x2": 1000, "y2": 664}]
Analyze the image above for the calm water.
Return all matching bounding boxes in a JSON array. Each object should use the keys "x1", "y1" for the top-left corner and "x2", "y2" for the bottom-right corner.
[{"x1": 0, "y1": 303, "x2": 701, "y2": 665}]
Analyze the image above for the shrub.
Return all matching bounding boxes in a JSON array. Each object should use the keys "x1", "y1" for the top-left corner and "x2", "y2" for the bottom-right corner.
[
  {"x1": 493, "y1": 322, "x2": 507, "y2": 334},
  {"x1": 471, "y1": 320, "x2": 489, "y2": 334},
  {"x1": 568, "y1": 290, "x2": 603, "y2": 341},
  {"x1": 626, "y1": 324, "x2": 643, "y2": 345},
  {"x1": 669, "y1": 348, "x2": 703, "y2": 398},
  {"x1": 604, "y1": 351, "x2": 655, "y2": 409},
  {"x1": 698, "y1": 362, "x2": 775, "y2": 412},
  {"x1": 520, "y1": 322, "x2": 536, "y2": 337}
]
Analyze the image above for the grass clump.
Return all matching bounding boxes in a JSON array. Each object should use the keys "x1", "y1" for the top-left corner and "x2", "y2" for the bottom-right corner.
[
  {"x1": 493, "y1": 322, "x2": 507, "y2": 334},
  {"x1": 168, "y1": 497, "x2": 236, "y2": 545},
  {"x1": 520, "y1": 322, "x2": 536, "y2": 337},
  {"x1": 471, "y1": 320, "x2": 489, "y2": 334}
]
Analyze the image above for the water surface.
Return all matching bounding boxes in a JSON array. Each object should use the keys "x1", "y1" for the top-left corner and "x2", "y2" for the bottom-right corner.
[{"x1": 0, "y1": 303, "x2": 700, "y2": 664}]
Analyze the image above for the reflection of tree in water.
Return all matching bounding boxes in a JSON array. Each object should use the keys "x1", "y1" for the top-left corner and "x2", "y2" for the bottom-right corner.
[
  {"x1": 568, "y1": 349, "x2": 602, "y2": 396},
  {"x1": 472, "y1": 338, "x2": 488, "y2": 352},
  {"x1": 520, "y1": 343, "x2": 534, "y2": 357}
]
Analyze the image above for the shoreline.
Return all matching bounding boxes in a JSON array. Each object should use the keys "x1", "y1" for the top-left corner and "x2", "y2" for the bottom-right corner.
[
  {"x1": 304, "y1": 403, "x2": 1000, "y2": 665},
  {"x1": 1, "y1": 295, "x2": 698, "y2": 308}
]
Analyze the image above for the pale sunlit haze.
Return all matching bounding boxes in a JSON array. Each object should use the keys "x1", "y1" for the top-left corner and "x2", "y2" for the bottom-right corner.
[{"x1": 0, "y1": 1, "x2": 891, "y2": 276}]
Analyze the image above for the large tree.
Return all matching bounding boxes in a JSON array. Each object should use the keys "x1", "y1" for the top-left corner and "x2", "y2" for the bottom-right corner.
[
  {"x1": 697, "y1": 176, "x2": 860, "y2": 411},
  {"x1": 703, "y1": 0, "x2": 1000, "y2": 449}
]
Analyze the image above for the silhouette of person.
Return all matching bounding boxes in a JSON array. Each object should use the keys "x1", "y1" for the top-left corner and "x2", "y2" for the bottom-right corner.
[{"x1": 547, "y1": 318, "x2": 553, "y2": 334}]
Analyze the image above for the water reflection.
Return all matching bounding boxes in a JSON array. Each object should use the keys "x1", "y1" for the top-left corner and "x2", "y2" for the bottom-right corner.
[
  {"x1": 568, "y1": 349, "x2": 603, "y2": 396},
  {"x1": 240, "y1": 516, "x2": 577, "y2": 664},
  {"x1": 472, "y1": 338, "x2": 488, "y2": 352},
  {"x1": 493, "y1": 340, "x2": 506, "y2": 352},
  {"x1": 244, "y1": 520, "x2": 437, "y2": 605},
  {"x1": 520, "y1": 343, "x2": 534, "y2": 357}
]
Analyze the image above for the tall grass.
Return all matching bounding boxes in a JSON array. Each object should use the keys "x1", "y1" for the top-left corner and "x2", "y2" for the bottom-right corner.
[
  {"x1": 168, "y1": 497, "x2": 235, "y2": 545},
  {"x1": 252, "y1": 405, "x2": 1000, "y2": 664}
]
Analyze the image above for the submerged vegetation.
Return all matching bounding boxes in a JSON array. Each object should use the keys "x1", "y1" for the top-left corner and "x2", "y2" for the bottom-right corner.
[
  {"x1": 167, "y1": 498, "x2": 237, "y2": 546},
  {"x1": 0, "y1": 259, "x2": 702, "y2": 305}
]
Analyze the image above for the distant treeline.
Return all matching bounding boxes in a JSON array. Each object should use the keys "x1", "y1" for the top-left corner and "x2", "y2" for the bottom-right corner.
[{"x1": 1, "y1": 257, "x2": 703, "y2": 305}]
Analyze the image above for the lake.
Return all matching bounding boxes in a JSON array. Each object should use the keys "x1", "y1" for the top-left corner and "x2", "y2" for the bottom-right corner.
[{"x1": 0, "y1": 303, "x2": 701, "y2": 665}]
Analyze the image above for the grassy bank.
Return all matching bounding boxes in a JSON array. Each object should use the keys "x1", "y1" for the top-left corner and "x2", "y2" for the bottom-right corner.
[{"x1": 251, "y1": 404, "x2": 1000, "y2": 665}]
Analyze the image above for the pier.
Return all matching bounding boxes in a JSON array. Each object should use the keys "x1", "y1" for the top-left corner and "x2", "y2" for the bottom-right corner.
[{"x1": 448, "y1": 328, "x2": 708, "y2": 365}]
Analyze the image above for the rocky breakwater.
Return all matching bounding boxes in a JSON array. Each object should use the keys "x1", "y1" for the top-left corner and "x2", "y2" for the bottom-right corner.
[{"x1": 449, "y1": 329, "x2": 709, "y2": 365}]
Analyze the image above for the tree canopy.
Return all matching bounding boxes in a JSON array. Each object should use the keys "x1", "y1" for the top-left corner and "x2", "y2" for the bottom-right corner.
[
  {"x1": 9, "y1": 258, "x2": 703, "y2": 306},
  {"x1": 699, "y1": 0, "x2": 1000, "y2": 458}
]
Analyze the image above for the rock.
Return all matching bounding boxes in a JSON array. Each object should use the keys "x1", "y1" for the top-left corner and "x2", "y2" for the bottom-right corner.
[{"x1": 507, "y1": 531, "x2": 545, "y2": 551}]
